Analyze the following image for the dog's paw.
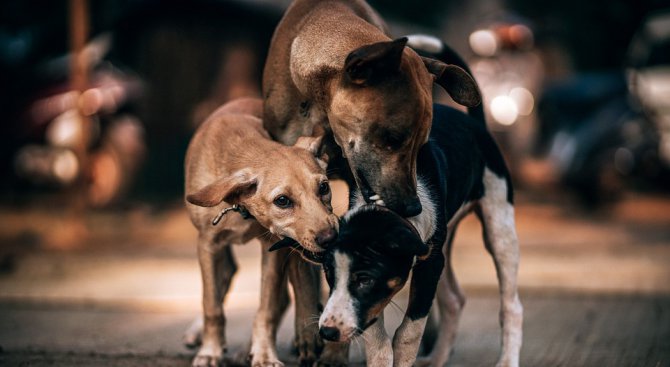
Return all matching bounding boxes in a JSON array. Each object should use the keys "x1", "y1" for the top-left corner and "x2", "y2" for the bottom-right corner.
[
  {"x1": 249, "y1": 350, "x2": 285, "y2": 367},
  {"x1": 183, "y1": 317, "x2": 204, "y2": 349},
  {"x1": 192, "y1": 344, "x2": 224, "y2": 367},
  {"x1": 494, "y1": 359, "x2": 519, "y2": 367},
  {"x1": 192, "y1": 354, "x2": 224, "y2": 367},
  {"x1": 250, "y1": 358, "x2": 285, "y2": 367}
]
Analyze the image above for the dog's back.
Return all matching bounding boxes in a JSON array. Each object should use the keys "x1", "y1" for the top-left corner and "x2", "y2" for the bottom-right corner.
[
  {"x1": 262, "y1": 0, "x2": 387, "y2": 143},
  {"x1": 419, "y1": 104, "x2": 513, "y2": 221}
]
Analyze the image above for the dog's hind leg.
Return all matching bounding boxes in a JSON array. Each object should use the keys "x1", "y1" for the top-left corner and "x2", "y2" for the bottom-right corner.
[
  {"x1": 476, "y1": 168, "x2": 523, "y2": 367},
  {"x1": 287, "y1": 253, "x2": 324, "y2": 366},
  {"x1": 422, "y1": 223, "x2": 466, "y2": 367},
  {"x1": 250, "y1": 238, "x2": 290, "y2": 367},
  {"x1": 193, "y1": 234, "x2": 238, "y2": 367}
]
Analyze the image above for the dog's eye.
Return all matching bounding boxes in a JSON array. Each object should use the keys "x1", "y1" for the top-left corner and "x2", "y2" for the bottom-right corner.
[
  {"x1": 273, "y1": 195, "x2": 293, "y2": 208},
  {"x1": 354, "y1": 275, "x2": 375, "y2": 290},
  {"x1": 319, "y1": 181, "x2": 330, "y2": 196},
  {"x1": 378, "y1": 130, "x2": 407, "y2": 151}
]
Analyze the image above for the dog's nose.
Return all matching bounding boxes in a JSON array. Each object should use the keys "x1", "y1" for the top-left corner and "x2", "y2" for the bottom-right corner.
[
  {"x1": 398, "y1": 197, "x2": 422, "y2": 217},
  {"x1": 316, "y1": 228, "x2": 337, "y2": 247},
  {"x1": 319, "y1": 326, "x2": 340, "y2": 342}
]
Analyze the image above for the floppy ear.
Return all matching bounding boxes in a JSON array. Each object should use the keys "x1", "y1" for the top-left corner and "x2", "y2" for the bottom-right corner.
[
  {"x1": 294, "y1": 135, "x2": 329, "y2": 168},
  {"x1": 344, "y1": 37, "x2": 408, "y2": 86},
  {"x1": 186, "y1": 170, "x2": 257, "y2": 207},
  {"x1": 388, "y1": 226, "x2": 430, "y2": 258},
  {"x1": 422, "y1": 57, "x2": 481, "y2": 107}
]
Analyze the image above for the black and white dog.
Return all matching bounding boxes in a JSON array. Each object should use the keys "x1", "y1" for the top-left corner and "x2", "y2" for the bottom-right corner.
[
  {"x1": 331, "y1": 102, "x2": 522, "y2": 367},
  {"x1": 272, "y1": 35, "x2": 523, "y2": 366},
  {"x1": 273, "y1": 102, "x2": 523, "y2": 367}
]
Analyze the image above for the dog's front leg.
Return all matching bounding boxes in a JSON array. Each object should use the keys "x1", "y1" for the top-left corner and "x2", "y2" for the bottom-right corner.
[
  {"x1": 392, "y1": 253, "x2": 444, "y2": 367},
  {"x1": 421, "y1": 225, "x2": 466, "y2": 367},
  {"x1": 287, "y1": 252, "x2": 324, "y2": 366},
  {"x1": 194, "y1": 235, "x2": 238, "y2": 367},
  {"x1": 251, "y1": 239, "x2": 290, "y2": 367},
  {"x1": 363, "y1": 314, "x2": 392, "y2": 367}
]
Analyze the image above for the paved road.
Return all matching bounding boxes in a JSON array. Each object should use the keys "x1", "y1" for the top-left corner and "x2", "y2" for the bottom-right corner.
[{"x1": 1, "y1": 293, "x2": 668, "y2": 366}]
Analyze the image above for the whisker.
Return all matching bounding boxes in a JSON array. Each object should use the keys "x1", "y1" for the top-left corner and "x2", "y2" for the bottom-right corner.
[{"x1": 303, "y1": 320, "x2": 319, "y2": 328}]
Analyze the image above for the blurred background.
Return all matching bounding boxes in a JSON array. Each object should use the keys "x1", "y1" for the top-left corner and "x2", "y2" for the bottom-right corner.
[{"x1": 0, "y1": 0, "x2": 669, "y2": 366}]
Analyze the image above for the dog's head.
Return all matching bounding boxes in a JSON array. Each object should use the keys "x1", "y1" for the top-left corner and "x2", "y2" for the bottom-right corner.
[
  {"x1": 327, "y1": 37, "x2": 480, "y2": 217},
  {"x1": 187, "y1": 136, "x2": 339, "y2": 252},
  {"x1": 272, "y1": 205, "x2": 428, "y2": 342}
]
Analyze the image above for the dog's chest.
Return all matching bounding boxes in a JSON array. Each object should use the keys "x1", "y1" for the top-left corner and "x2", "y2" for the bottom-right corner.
[{"x1": 407, "y1": 178, "x2": 437, "y2": 243}]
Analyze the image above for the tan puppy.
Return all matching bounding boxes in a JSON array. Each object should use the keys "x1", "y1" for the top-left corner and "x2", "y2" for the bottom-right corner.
[
  {"x1": 184, "y1": 98, "x2": 338, "y2": 367},
  {"x1": 263, "y1": 0, "x2": 481, "y2": 218}
]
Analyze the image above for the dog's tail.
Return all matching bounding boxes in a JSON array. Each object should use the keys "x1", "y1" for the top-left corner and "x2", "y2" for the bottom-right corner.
[{"x1": 406, "y1": 34, "x2": 486, "y2": 126}]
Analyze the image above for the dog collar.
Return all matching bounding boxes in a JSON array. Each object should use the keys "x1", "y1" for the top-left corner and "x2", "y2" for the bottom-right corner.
[{"x1": 211, "y1": 204, "x2": 254, "y2": 225}]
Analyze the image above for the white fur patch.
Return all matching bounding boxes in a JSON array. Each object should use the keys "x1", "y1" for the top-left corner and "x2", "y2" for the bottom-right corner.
[
  {"x1": 319, "y1": 252, "x2": 357, "y2": 338},
  {"x1": 363, "y1": 315, "x2": 393, "y2": 367},
  {"x1": 405, "y1": 34, "x2": 444, "y2": 54},
  {"x1": 479, "y1": 167, "x2": 523, "y2": 367},
  {"x1": 392, "y1": 316, "x2": 429, "y2": 367},
  {"x1": 407, "y1": 177, "x2": 437, "y2": 243}
]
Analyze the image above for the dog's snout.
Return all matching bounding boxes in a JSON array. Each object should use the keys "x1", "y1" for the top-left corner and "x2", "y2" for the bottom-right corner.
[
  {"x1": 319, "y1": 326, "x2": 340, "y2": 342},
  {"x1": 316, "y1": 228, "x2": 337, "y2": 247}
]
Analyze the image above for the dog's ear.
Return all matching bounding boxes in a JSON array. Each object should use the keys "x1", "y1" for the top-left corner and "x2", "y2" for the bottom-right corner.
[
  {"x1": 344, "y1": 37, "x2": 408, "y2": 86},
  {"x1": 294, "y1": 135, "x2": 329, "y2": 169},
  {"x1": 186, "y1": 170, "x2": 257, "y2": 207},
  {"x1": 422, "y1": 57, "x2": 481, "y2": 107},
  {"x1": 387, "y1": 226, "x2": 430, "y2": 258}
]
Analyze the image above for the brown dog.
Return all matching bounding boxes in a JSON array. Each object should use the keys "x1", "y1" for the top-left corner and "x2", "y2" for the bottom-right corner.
[
  {"x1": 263, "y1": 0, "x2": 481, "y2": 218},
  {"x1": 184, "y1": 98, "x2": 338, "y2": 367}
]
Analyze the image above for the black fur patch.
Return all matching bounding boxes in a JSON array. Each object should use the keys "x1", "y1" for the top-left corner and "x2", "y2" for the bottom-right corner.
[{"x1": 321, "y1": 207, "x2": 421, "y2": 328}]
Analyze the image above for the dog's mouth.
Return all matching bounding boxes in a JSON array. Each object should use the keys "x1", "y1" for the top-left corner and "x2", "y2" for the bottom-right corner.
[
  {"x1": 356, "y1": 169, "x2": 386, "y2": 207},
  {"x1": 269, "y1": 237, "x2": 325, "y2": 264}
]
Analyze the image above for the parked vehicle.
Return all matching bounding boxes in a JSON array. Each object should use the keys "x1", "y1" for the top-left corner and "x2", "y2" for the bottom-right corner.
[{"x1": 10, "y1": 35, "x2": 145, "y2": 207}]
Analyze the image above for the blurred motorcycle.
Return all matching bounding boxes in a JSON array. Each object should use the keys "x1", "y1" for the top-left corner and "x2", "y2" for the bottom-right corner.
[
  {"x1": 466, "y1": 19, "x2": 544, "y2": 175},
  {"x1": 535, "y1": 9, "x2": 670, "y2": 207},
  {"x1": 11, "y1": 34, "x2": 145, "y2": 207}
]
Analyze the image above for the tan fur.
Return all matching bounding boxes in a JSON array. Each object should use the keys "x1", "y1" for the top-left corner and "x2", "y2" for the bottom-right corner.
[
  {"x1": 185, "y1": 98, "x2": 337, "y2": 252},
  {"x1": 184, "y1": 97, "x2": 338, "y2": 367},
  {"x1": 263, "y1": 0, "x2": 479, "y2": 215},
  {"x1": 263, "y1": 0, "x2": 432, "y2": 209}
]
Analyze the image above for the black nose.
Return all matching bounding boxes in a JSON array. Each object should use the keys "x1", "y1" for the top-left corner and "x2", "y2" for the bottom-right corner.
[
  {"x1": 397, "y1": 197, "x2": 422, "y2": 217},
  {"x1": 319, "y1": 326, "x2": 340, "y2": 341},
  {"x1": 316, "y1": 228, "x2": 337, "y2": 247}
]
